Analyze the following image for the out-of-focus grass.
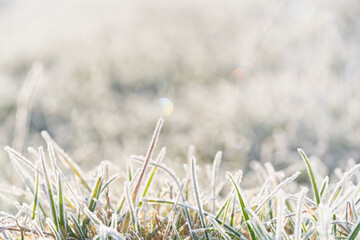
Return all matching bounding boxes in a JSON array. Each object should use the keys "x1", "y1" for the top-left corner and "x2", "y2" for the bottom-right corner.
[{"x1": 0, "y1": 0, "x2": 359, "y2": 180}]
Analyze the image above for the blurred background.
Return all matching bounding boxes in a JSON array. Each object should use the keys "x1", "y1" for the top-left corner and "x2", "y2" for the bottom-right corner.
[{"x1": 0, "y1": 0, "x2": 359, "y2": 180}]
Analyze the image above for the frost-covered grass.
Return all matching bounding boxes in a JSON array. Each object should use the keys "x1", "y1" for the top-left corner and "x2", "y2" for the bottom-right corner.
[{"x1": 2, "y1": 118, "x2": 360, "y2": 239}]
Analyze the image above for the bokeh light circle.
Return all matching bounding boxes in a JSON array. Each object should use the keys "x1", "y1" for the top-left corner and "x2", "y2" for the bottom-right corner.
[{"x1": 156, "y1": 98, "x2": 174, "y2": 116}]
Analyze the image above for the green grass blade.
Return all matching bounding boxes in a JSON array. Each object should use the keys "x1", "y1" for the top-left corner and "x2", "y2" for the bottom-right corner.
[
  {"x1": 46, "y1": 218, "x2": 61, "y2": 240},
  {"x1": 320, "y1": 176, "x2": 329, "y2": 198},
  {"x1": 41, "y1": 131, "x2": 91, "y2": 192},
  {"x1": 227, "y1": 172, "x2": 256, "y2": 240},
  {"x1": 84, "y1": 207, "x2": 101, "y2": 225},
  {"x1": 32, "y1": 163, "x2": 40, "y2": 220},
  {"x1": 116, "y1": 195, "x2": 126, "y2": 214},
  {"x1": 82, "y1": 175, "x2": 103, "y2": 233},
  {"x1": 58, "y1": 174, "x2": 67, "y2": 233},
  {"x1": 298, "y1": 148, "x2": 320, "y2": 206},
  {"x1": 207, "y1": 216, "x2": 231, "y2": 240},
  {"x1": 100, "y1": 174, "x2": 120, "y2": 194},
  {"x1": 215, "y1": 194, "x2": 231, "y2": 218},
  {"x1": 88, "y1": 176, "x2": 103, "y2": 212},
  {"x1": 70, "y1": 214, "x2": 85, "y2": 240},
  {"x1": 191, "y1": 156, "x2": 210, "y2": 240},
  {"x1": 348, "y1": 219, "x2": 360, "y2": 240},
  {"x1": 124, "y1": 181, "x2": 138, "y2": 232},
  {"x1": 142, "y1": 147, "x2": 166, "y2": 199},
  {"x1": 39, "y1": 146, "x2": 59, "y2": 231},
  {"x1": 131, "y1": 155, "x2": 196, "y2": 239},
  {"x1": 143, "y1": 198, "x2": 247, "y2": 239}
]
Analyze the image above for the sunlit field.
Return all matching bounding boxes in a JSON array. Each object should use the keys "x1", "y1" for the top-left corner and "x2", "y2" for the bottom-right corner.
[{"x1": 0, "y1": 0, "x2": 360, "y2": 238}]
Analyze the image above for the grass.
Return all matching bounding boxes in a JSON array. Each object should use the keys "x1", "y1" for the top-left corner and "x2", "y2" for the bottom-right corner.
[{"x1": 2, "y1": 118, "x2": 360, "y2": 239}]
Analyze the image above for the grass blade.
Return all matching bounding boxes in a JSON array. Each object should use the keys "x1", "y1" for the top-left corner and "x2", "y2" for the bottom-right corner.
[
  {"x1": 348, "y1": 219, "x2": 360, "y2": 240},
  {"x1": 142, "y1": 147, "x2": 166, "y2": 199},
  {"x1": 295, "y1": 187, "x2": 308, "y2": 240},
  {"x1": 69, "y1": 214, "x2": 85, "y2": 240},
  {"x1": 211, "y1": 151, "x2": 222, "y2": 215},
  {"x1": 298, "y1": 148, "x2": 320, "y2": 205},
  {"x1": 32, "y1": 162, "x2": 40, "y2": 220},
  {"x1": 58, "y1": 174, "x2": 67, "y2": 233},
  {"x1": 227, "y1": 172, "x2": 256, "y2": 240},
  {"x1": 132, "y1": 118, "x2": 163, "y2": 205},
  {"x1": 191, "y1": 156, "x2": 210, "y2": 240},
  {"x1": 41, "y1": 131, "x2": 91, "y2": 192},
  {"x1": 39, "y1": 146, "x2": 59, "y2": 231}
]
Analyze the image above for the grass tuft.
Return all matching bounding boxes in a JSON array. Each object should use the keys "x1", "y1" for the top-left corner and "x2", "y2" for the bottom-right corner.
[{"x1": 2, "y1": 120, "x2": 360, "y2": 239}]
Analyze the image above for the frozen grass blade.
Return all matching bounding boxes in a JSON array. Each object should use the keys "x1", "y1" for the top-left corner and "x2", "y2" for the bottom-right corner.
[
  {"x1": 132, "y1": 118, "x2": 163, "y2": 205},
  {"x1": 320, "y1": 176, "x2": 329, "y2": 199},
  {"x1": 295, "y1": 187, "x2": 308, "y2": 240},
  {"x1": 348, "y1": 219, "x2": 360, "y2": 240},
  {"x1": 163, "y1": 182, "x2": 183, "y2": 240},
  {"x1": 12, "y1": 63, "x2": 43, "y2": 153},
  {"x1": 84, "y1": 207, "x2": 101, "y2": 225},
  {"x1": 298, "y1": 148, "x2": 320, "y2": 205},
  {"x1": 58, "y1": 174, "x2": 67, "y2": 233},
  {"x1": 124, "y1": 181, "x2": 138, "y2": 232},
  {"x1": 4, "y1": 147, "x2": 36, "y2": 171},
  {"x1": 328, "y1": 163, "x2": 360, "y2": 207},
  {"x1": 88, "y1": 176, "x2": 103, "y2": 212},
  {"x1": 227, "y1": 172, "x2": 256, "y2": 240},
  {"x1": 255, "y1": 171, "x2": 300, "y2": 213},
  {"x1": 211, "y1": 151, "x2": 222, "y2": 215},
  {"x1": 142, "y1": 147, "x2": 166, "y2": 200},
  {"x1": 100, "y1": 174, "x2": 120, "y2": 194},
  {"x1": 39, "y1": 146, "x2": 59, "y2": 231},
  {"x1": 276, "y1": 191, "x2": 285, "y2": 239},
  {"x1": 32, "y1": 162, "x2": 40, "y2": 220},
  {"x1": 46, "y1": 218, "x2": 61, "y2": 240},
  {"x1": 248, "y1": 213, "x2": 272, "y2": 240},
  {"x1": 191, "y1": 156, "x2": 210, "y2": 240},
  {"x1": 69, "y1": 214, "x2": 85, "y2": 240},
  {"x1": 41, "y1": 131, "x2": 91, "y2": 192},
  {"x1": 82, "y1": 175, "x2": 103, "y2": 233},
  {"x1": 207, "y1": 215, "x2": 231, "y2": 240},
  {"x1": 131, "y1": 155, "x2": 196, "y2": 239}
]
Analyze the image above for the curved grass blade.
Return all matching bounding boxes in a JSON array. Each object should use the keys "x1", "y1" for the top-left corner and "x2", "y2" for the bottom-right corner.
[
  {"x1": 100, "y1": 174, "x2": 120, "y2": 194},
  {"x1": 298, "y1": 148, "x2": 320, "y2": 206},
  {"x1": 348, "y1": 219, "x2": 360, "y2": 240},
  {"x1": 227, "y1": 172, "x2": 256, "y2": 240},
  {"x1": 41, "y1": 131, "x2": 91, "y2": 192}
]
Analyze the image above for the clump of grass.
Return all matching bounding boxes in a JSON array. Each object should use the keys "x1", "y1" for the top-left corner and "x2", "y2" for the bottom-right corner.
[{"x1": 2, "y1": 119, "x2": 360, "y2": 239}]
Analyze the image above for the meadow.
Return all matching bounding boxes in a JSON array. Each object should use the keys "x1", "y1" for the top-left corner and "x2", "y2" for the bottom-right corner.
[{"x1": 0, "y1": 0, "x2": 360, "y2": 238}]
